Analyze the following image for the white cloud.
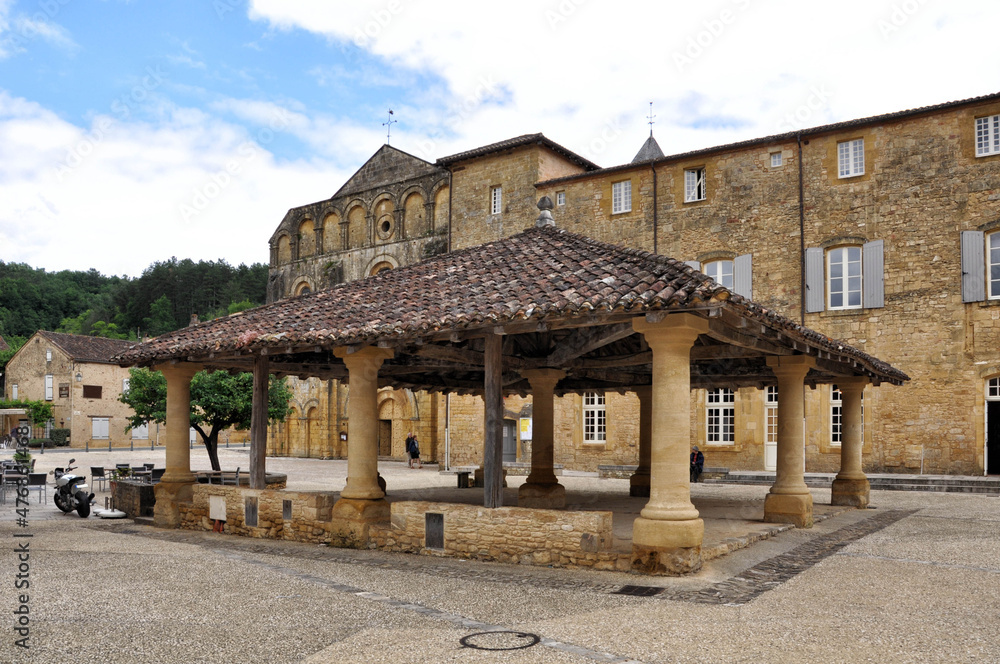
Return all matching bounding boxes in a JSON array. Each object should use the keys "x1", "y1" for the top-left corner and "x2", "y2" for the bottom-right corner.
[
  {"x1": 0, "y1": 91, "x2": 345, "y2": 276},
  {"x1": 247, "y1": 0, "x2": 999, "y2": 167}
]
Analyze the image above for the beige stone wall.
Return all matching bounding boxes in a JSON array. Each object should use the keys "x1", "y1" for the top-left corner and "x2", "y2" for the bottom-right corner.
[{"x1": 370, "y1": 500, "x2": 629, "y2": 571}]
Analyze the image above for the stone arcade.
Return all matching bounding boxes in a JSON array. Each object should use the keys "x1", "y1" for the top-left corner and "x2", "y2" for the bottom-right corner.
[{"x1": 116, "y1": 205, "x2": 906, "y2": 574}]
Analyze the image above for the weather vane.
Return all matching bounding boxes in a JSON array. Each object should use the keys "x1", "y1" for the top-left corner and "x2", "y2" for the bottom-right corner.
[
  {"x1": 383, "y1": 109, "x2": 397, "y2": 144},
  {"x1": 647, "y1": 101, "x2": 656, "y2": 137}
]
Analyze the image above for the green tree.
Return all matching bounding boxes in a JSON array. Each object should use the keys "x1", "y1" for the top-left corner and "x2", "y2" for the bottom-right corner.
[
  {"x1": 119, "y1": 367, "x2": 292, "y2": 471},
  {"x1": 143, "y1": 295, "x2": 176, "y2": 336}
]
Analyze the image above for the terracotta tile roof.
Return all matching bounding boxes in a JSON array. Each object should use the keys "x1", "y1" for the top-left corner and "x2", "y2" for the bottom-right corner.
[
  {"x1": 437, "y1": 133, "x2": 600, "y2": 171},
  {"x1": 42, "y1": 331, "x2": 136, "y2": 364},
  {"x1": 114, "y1": 226, "x2": 907, "y2": 385}
]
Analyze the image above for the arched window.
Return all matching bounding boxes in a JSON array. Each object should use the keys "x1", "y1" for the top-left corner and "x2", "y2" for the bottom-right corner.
[{"x1": 369, "y1": 262, "x2": 393, "y2": 276}]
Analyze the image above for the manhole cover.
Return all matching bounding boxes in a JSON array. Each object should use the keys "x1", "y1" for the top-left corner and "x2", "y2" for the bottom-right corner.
[
  {"x1": 614, "y1": 585, "x2": 664, "y2": 597},
  {"x1": 460, "y1": 631, "x2": 541, "y2": 651}
]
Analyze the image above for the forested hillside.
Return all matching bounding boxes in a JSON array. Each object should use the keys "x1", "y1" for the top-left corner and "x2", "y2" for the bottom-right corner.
[{"x1": 0, "y1": 258, "x2": 268, "y2": 344}]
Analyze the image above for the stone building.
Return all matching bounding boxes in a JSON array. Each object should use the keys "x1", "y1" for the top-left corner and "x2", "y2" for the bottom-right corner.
[
  {"x1": 3, "y1": 331, "x2": 157, "y2": 447},
  {"x1": 268, "y1": 92, "x2": 1000, "y2": 476}
]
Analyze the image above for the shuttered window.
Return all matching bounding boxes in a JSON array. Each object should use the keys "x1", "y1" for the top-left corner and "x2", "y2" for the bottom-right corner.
[
  {"x1": 44, "y1": 375, "x2": 53, "y2": 401},
  {"x1": 828, "y1": 246, "x2": 862, "y2": 309},
  {"x1": 990, "y1": 232, "x2": 1000, "y2": 299},
  {"x1": 703, "y1": 260, "x2": 733, "y2": 289},
  {"x1": 961, "y1": 231, "x2": 986, "y2": 303},
  {"x1": 805, "y1": 241, "x2": 884, "y2": 312},
  {"x1": 92, "y1": 417, "x2": 109, "y2": 440},
  {"x1": 132, "y1": 422, "x2": 149, "y2": 440}
]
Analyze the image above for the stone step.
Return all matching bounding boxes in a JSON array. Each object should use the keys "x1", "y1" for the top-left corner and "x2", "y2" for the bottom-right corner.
[
  {"x1": 707, "y1": 472, "x2": 1000, "y2": 494},
  {"x1": 132, "y1": 516, "x2": 155, "y2": 526}
]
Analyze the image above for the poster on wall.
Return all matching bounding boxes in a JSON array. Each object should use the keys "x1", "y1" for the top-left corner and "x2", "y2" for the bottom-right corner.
[{"x1": 519, "y1": 417, "x2": 532, "y2": 441}]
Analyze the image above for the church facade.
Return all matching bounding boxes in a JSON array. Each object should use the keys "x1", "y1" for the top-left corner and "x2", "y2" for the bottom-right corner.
[{"x1": 267, "y1": 92, "x2": 1000, "y2": 476}]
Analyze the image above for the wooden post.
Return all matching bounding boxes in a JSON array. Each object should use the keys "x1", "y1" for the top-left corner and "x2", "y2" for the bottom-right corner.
[
  {"x1": 250, "y1": 353, "x2": 269, "y2": 490},
  {"x1": 483, "y1": 332, "x2": 504, "y2": 508}
]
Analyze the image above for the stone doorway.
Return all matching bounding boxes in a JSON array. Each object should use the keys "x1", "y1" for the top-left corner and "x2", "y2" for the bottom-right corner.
[
  {"x1": 378, "y1": 419, "x2": 392, "y2": 457},
  {"x1": 987, "y1": 401, "x2": 1000, "y2": 475}
]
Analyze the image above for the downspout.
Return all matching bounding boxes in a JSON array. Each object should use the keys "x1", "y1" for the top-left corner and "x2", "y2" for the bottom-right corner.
[
  {"x1": 445, "y1": 169, "x2": 454, "y2": 471},
  {"x1": 797, "y1": 133, "x2": 806, "y2": 326},
  {"x1": 651, "y1": 162, "x2": 658, "y2": 254}
]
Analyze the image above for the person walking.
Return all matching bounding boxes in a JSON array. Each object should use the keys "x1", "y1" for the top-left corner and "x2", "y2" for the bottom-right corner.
[
  {"x1": 405, "y1": 432, "x2": 422, "y2": 469},
  {"x1": 690, "y1": 446, "x2": 704, "y2": 483}
]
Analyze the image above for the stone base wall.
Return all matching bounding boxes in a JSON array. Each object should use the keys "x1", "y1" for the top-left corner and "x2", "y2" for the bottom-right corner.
[
  {"x1": 111, "y1": 480, "x2": 155, "y2": 517},
  {"x1": 370, "y1": 501, "x2": 631, "y2": 572},
  {"x1": 178, "y1": 485, "x2": 339, "y2": 544}
]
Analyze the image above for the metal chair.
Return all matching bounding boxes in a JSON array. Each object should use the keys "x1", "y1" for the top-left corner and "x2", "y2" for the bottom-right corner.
[
  {"x1": 25, "y1": 473, "x2": 47, "y2": 504},
  {"x1": 143, "y1": 463, "x2": 155, "y2": 471},
  {"x1": 150, "y1": 468, "x2": 165, "y2": 483},
  {"x1": 90, "y1": 466, "x2": 108, "y2": 491}
]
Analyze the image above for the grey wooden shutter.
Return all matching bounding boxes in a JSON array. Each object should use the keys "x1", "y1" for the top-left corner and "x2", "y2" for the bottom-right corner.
[
  {"x1": 862, "y1": 240, "x2": 884, "y2": 309},
  {"x1": 684, "y1": 260, "x2": 701, "y2": 271},
  {"x1": 961, "y1": 230, "x2": 986, "y2": 303},
  {"x1": 733, "y1": 253, "x2": 753, "y2": 299},
  {"x1": 804, "y1": 247, "x2": 825, "y2": 312}
]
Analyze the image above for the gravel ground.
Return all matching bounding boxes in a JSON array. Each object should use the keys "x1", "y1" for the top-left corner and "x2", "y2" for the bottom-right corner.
[{"x1": 2, "y1": 448, "x2": 998, "y2": 663}]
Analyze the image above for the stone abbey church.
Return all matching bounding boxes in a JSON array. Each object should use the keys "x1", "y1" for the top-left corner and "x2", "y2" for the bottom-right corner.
[{"x1": 266, "y1": 91, "x2": 1000, "y2": 477}]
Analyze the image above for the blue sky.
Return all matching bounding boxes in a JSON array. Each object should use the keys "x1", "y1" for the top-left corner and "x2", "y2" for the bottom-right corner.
[{"x1": 0, "y1": 0, "x2": 996, "y2": 277}]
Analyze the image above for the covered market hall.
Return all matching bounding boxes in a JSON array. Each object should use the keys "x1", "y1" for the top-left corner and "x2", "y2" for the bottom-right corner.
[{"x1": 115, "y1": 201, "x2": 907, "y2": 575}]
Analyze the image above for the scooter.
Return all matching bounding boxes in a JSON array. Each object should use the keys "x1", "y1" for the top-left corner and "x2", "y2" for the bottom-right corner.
[{"x1": 53, "y1": 459, "x2": 94, "y2": 518}]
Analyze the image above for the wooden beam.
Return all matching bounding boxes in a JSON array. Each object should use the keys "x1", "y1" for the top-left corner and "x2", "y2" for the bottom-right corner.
[
  {"x1": 483, "y1": 332, "x2": 503, "y2": 508},
  {"x1": 705, "y1": 318, "x2": 793, "y2": 356},
  {"x1": 412, "y1": 343, "x2": 528, "y2": 369},
  {"x1": 569, "y1": 351, "x2": 653, "y2": 369},
  {"x1": 249, "y1": 354, "x2": 268, "y2": 490},
  {"x1": 545, "y1": 323, "x2": 634, "y2": 365}
]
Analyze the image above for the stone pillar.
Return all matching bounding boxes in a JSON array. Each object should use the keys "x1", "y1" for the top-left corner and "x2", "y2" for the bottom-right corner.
[
  {"x1": 629, "y1": 386, "x2": 652, "y2": 497},
  {"x1": 518, "y1": 368, "x2": 566, "y2": 509},
  {"x1": 153, "y1": 362, "x2": 200, "y2": 528},
  {"x1": 832, "y1": 377, "x2": 870, "y2": 507},
  {"x1": 330, "y1": 346, "x2": 394, "y2": 545},
  {"x1": 631, "y1": 314, "x2": 709, "y2": 575},
  {"x1": 764, "y1": 355, "x2": 816, "y2": 527}
]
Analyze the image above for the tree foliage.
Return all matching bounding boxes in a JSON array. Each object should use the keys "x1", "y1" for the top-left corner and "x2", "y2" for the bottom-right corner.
[
  {"x1": 0, "y1": 258, "x2": 268, "y2": 341},
  {"x1": 119, "y1": 367, "x2": 292, "y2": 471},
  {"x1": 0, "y1": 399, "x2": 54, "y2": 425}
]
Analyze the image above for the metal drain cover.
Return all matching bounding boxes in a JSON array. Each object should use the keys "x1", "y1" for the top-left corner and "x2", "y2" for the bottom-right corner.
[
  {"x1": 460, "y1": 631, "x2": 541, "y2": 651},
  {"x1": 614, "y1": 585, "x2": 664, "y2": 597}
]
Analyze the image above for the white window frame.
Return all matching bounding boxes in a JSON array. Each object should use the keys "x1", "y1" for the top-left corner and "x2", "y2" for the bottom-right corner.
[
  {"x1": 988, "y1": 377, "x2": 1000, "y2": 400},
  {"x1": 770, "y1": 152, "x2": 782, "y2": 168},
  {"x1": 132, "y1": 421, "x2": 149, "y2": 440},
  {"x1": 583, "y1": 392, "x2": 606, "y2": 443},
  {"x1": 46, "y1": 348, "x2": 52, "y2": 362},
  {"x1": 44, "y1": 374, "x2": 54, "y2": 401},
  {"x1": 989, "y1": 231, "x2": 1000, "y2": 300},
  {"x1": 765, "y1": 386, "x2": 778, "y2": 447},
  {"x1": 838, "y1": 138, "x2": 865, "y2": 178},
  {"x1": 703, "y1": 260, "x2": 734, "y2": 290},
  {"x1": 612, "y1": 180, "x2": 631, "y2": 214},
  {"x1": 684, "y1": 168, "x2": 706, "y2": 202},
  {"x1": 827, "y1": 246, "x2": 863, "y2": 310},
  {"x1": 490, "y1": 185, "x2": 502, "y2": 215},
  {"x1": 830, "y1": 386, "x2": 843, "y2": 447},
  {"x1": 92, "y1": 417, "x2": 110, "y2": 440},
  {"x1": 123, "y1": 378, "x2": 130, "y2": 393},
  {"x1": 556, "y1": 191, "x2": 565, "y2": 206},
  {"x1": 11, "y1": 384, "x2": 17, "y2": 400},
  {"x1": 976, "y1": 115, "x2": 1000, "y2": 157},
  {"x1": 706, "y1": 388, "x2": 735, "y2": 445}
]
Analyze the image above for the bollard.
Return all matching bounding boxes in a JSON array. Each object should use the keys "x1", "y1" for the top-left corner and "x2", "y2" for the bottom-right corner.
[
  {"x1": 40, "y1": 442, "x2": 44, "y2": 454},
  {"x1": 108, "y1": 439, "x2": 112, "y2": 452},
  {"x1": 86, "y1": 440, "x2": 89, "y2": 453},
  {"x1": 130, "y1": 439, "x2": 134, "y2": 452}
]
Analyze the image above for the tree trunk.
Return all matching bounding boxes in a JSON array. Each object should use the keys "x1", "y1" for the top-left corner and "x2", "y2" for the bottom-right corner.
[{"x1": 193, "y1": 423, "x2": 222, "y2": 471}]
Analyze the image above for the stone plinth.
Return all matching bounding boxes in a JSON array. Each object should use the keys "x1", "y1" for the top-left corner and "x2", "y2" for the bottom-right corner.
[{"x1": 831, "y1": 477, "x2": 871, "y2": 508}]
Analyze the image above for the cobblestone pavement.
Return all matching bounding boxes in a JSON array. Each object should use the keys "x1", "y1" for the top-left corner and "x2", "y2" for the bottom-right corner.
[{"x1": 2, "y1": 449, "x2": 999, "y2": 663}]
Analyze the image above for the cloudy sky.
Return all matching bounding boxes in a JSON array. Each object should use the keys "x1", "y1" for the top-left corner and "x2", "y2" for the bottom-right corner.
[{"x1": 0, "y1": 0, "x2": 994, "y2": 277}]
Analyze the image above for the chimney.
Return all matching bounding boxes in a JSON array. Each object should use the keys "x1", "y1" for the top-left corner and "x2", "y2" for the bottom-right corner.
[
  {"x1": 189, "y1": 313, "x2": 200, "y2": 326},
  {"x1": 536, "y1": 196, "x2": 555, "y2": 227}
]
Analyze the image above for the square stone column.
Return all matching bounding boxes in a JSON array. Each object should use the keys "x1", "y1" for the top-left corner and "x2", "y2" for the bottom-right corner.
[
  {"x1": 629, "y1": 386, "x2": 652, "y2": 497},
  {"x1": 831, "y1": 377, "x2": 870, "y2": 507},
  {"x1": 331, "y1": 346, "x2": 394, "y2": 543},
  {"x1": 518, "y1": 368, "x2": 566, "y2": 509},
  {"x1": 631, "y1": 314, "x2": 709, "y2": 575},
  {"x1": 764, "y1": 355, "x2": 815, "y2": 528},
  {"x1": 153, "y1": 362, "x2": 201, "y2": 528}
]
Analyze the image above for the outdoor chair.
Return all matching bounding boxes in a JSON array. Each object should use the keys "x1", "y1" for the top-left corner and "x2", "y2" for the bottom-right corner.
[
  {"x1": 143, "y1": 463, "x2": 155, "y2": 471},
  {"x1": 150, "y1": 468, "x2": 165, "y2": 483},
  {"x1": 26, "y1": 473, "x2": 47, "y2": 504},
  {"x1": 90, "y1": 466, "x2": 108, "y2": 491}
]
